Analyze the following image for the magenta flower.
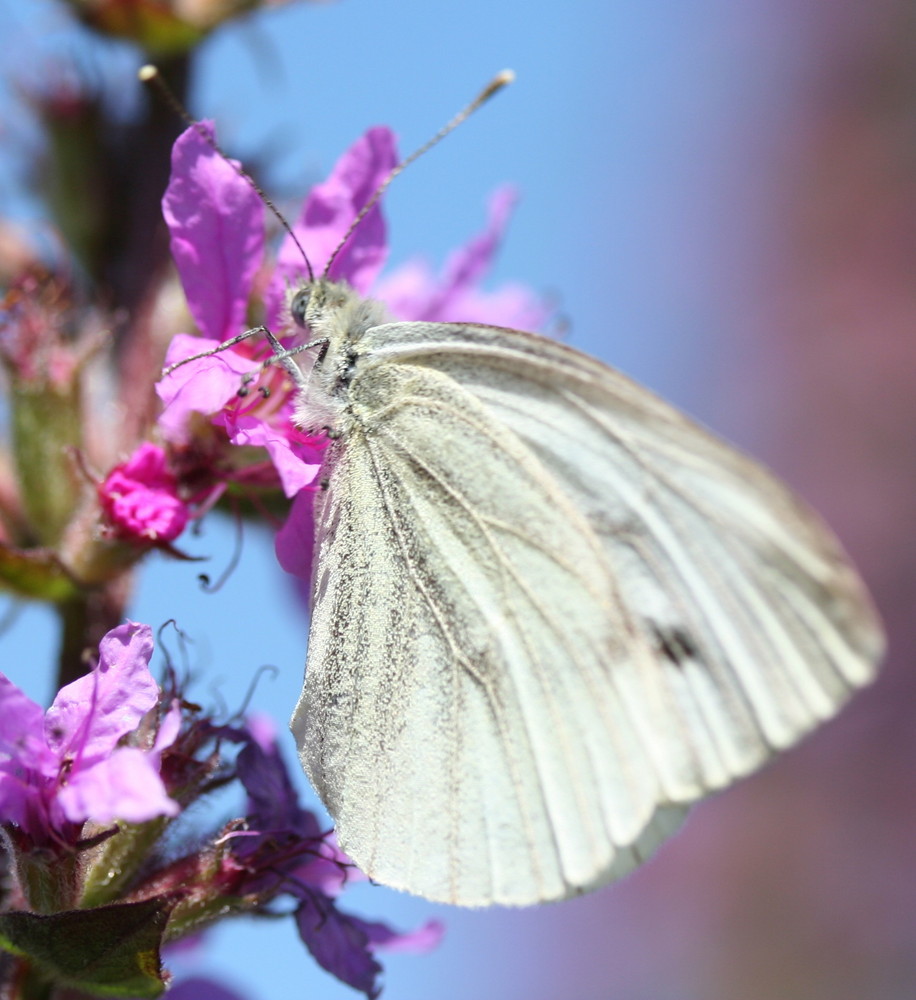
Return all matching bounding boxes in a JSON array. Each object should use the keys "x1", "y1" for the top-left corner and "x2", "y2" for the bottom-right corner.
[
  {"x1": 266, "y1": 125, "x2": 398, "y2": 319},
  {"x1": 98, "y1": 442, "x2": 190, "y2": 543},
  {"x1": 156, "y1": 122, "x2": 329, "y2": 499},
  {"x1": 155, "y1": 120, "x2": 549, "y2": 584},
  {"x1": 374, "y1": 185, "x2": 551, "y2": 330},
  {"x1": 0, "y1": 621, "x2": 179, "y2": 843},
  {"x1": 163, "y1": 121, "x2": 264, "y2": 346}
]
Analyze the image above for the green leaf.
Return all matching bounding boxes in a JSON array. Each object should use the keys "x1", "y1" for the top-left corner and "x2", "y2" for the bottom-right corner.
[{"x1": 0, "y1": 897, "x2": 175, "y2": 998}]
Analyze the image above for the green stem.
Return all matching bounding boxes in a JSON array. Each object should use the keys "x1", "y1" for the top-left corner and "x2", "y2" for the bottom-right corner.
[{"x1": 55, "y1": 582, "x2": 130, "y2": 689}]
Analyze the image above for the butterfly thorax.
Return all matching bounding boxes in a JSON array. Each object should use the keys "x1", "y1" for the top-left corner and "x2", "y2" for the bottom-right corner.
[{"x1": 287, "y1": 279, "x2": 391, "y2": 434}]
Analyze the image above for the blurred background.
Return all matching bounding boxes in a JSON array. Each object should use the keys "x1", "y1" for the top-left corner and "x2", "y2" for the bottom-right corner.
[{"x1": 2, "y1": 0, "x2": 915, "y2": 998}]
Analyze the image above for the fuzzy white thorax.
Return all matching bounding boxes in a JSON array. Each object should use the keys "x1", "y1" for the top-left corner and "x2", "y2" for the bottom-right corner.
[{"x1": 286, "y1": 279, "x2": 391, "y2": 434}]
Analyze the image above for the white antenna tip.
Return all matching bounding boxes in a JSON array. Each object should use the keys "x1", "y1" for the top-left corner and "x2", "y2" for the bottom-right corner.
[
  {"x1": 480, "y1": 69, "x2": 515, "y2": 102},
  {"x1": 138, "y1": 64, "x2": 159, "y2": 83}
]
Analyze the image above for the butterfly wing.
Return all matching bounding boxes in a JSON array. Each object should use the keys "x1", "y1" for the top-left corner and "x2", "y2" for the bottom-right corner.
[{"x1": 291, "y1": 321, "x2": 883, "y2": 906}]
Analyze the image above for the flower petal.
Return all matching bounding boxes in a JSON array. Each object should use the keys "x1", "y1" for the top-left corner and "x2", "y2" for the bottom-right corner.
[
  {"x1": 292, "y1": 834, "x2": 358, "y2": 897},
  {"x1": 57, "y1": 746, "x2": 178, "y2": 824},
  {"x1": 356, "y1": 916, "x2": 445, "y2": 955},
  {"x1": 274, "y1": 488, "x2": 316, "y2": 581},
  {"x1": 102, "y1": 482, "x2": 188, "y2": 542},
  {"x1": 152, "y1": 700, "x2": 182, "y2": 755},
  {"x1": 236, "y1": 726, "x2": 302, "y2": 831},
  {"x1": 222, "y1": 415, "x2": 323, "y2": 497},
  {"x1": 44, "y1": 622, "x2": 158, "y2": 762},
  {"x1": 166, "y1": 979, "x2": 250, "y2": 1000},
  {"x1": 117, "y1": 442, "x2": 173, "y2": 486},
  {"x1": 163, "y1": 123, "x2": 264, "y2": 341},
  {"x1": 0, "y1": 674, "x2": 51, "y2": 766},
  {"x1": 437, "y1": 185, "x2": 517, "y2": 296},
  {"x1": 99, "y1": 445, "x2": 189, "y2": 544},
  {"x1": 375, "y1": 185, "x2": 551, "y2": 329},
  {"x1": 295, "y1": 893, "x2": 382, "y2": 999},
  {"x1": 436, "y1": 281, "x2": 553, "y2": 331},
  {"x1": 0, "y1": 769, "x2": 39, "y2": 829},
  {"x1": 267, "y1": 127, "x2": 398, "y2": 323},
  {"x1": 156, "y1": 335, "x2": 261, "y2": 443}
]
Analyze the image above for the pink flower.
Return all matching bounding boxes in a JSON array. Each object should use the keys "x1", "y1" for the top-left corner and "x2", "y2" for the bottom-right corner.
[
  {"x1": 374, "y1": 185, "x2": 551, "y2": 329},
  {"x1": 98, "y1": 442, "x2": 190, "y2": 543},
  {"x1": 0, "y1": 622, "x2": 179, "y2": 843},
  {"x1": 155, "y1": 121, "x2": 549, "y2": 584},
  {"x1": 266, "y1": 125, "x2": 397, "y2": 322},
  {"x1": 162, "y1": 122, "x2": 263, "y2": 345},
  {"x1": 155, "y1": 122, "x2": 330, "y2": 497}
]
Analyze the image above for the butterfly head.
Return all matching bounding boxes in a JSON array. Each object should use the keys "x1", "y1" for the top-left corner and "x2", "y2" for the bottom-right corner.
[
  {"x1": 288, "y1": 279, "x2": 389, "y2": 349},
  {"x1": 290, "y1": 279, "x2": 348, "y2": 332}
]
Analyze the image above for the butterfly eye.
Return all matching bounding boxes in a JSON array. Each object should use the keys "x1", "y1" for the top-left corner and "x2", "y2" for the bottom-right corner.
[{"x1": 290, "y1": 287, "x2": 311, "y2": 328}]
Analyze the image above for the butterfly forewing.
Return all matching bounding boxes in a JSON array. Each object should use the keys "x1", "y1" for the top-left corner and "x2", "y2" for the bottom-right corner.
[
  {"x1": 294, "y1": 361, "x2": 697, "y2": 905},
  {"x1": 291, "y1": 315, "x2": 883, "y2": 907}
]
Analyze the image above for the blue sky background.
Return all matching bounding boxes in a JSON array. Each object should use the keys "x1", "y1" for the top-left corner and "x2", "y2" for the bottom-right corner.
[{"x1": 0, "y1": 1, "x2": 893, "y2": 998}]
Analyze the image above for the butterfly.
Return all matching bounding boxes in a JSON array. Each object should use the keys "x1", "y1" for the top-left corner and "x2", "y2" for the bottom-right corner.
[
  {"x1": 284, "y1": 274, "x2": 884, "y2": 907},
  {"x1": 149, "y1": 63, "x2": 883, "y2": 907}
]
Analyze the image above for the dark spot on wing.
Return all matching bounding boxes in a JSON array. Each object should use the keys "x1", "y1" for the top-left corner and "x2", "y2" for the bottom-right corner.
[{"x1": 649, "y1": 623, "x2": 699, "y2": 669}]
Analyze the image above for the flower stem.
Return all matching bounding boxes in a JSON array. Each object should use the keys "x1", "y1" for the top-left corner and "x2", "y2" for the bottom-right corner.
[{"x1": 55, "y1": 584, "x2": 129, "y2": 688}]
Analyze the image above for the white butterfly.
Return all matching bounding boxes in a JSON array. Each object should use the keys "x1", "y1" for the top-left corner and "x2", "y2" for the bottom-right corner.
[{"x1": 286, "y1": 277, "x2": 884, "y2": 907}]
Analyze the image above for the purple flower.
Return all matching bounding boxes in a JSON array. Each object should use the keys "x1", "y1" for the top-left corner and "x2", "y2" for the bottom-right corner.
[
  {"x1": 166, "y1": 976, "x2": 247, "y2": 1000},
  {"x1": 0, "y1": 622, "x2": 179, "y2": 843},
  {"x1": 266, "y1": 125, "x2": 398, "y2": 323},
  {"x1": 156, "y1": 333, "x2": 260, "y2": 447},
  {"x1": 232, "y1": 716, "x2": 443, "y2": 998},
  {"x1": 98, "y1": 442, "x2": 190, "y2": 543},
  {"x1": 156, "y1": 123, "x2": 328, "y2": 493},
  {"x1": 374, "y1": 185, "x2": 551, "y2": 330},
  {"x1": 294, "y1": 900, "x2": 445, "y2": 999},
  {"x1": 162, "y1": 122, "x2": 263, "y2": 346},
  {"x1": 155, "y1": 121, "x2": 549, "y2": 590},
  {"x1": 166, "y1": 979, "x2": 250, "y2": 1000}
]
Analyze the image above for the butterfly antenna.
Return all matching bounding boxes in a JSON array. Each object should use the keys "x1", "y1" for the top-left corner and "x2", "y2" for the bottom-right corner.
[
  {"x1": 323, "y1": 69, "x2": 515, "y2": 278},
  {"x1": 138, "y1": 64, "x2": 315, "y2": 282}
]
